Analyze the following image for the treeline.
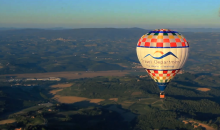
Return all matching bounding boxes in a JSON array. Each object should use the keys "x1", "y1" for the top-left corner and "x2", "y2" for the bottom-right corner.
[
  {"x1": 0, "y1": 55, "x2": 125, "y2": 74},
  {"x1": 58, "y1": 73, "x2": 220, "y2": 99},
  {"x1": 57, "y1": 73, "x2": 220, "y2": 129},
  {"x1": 2, "y1": 72, "x2": 220, "y2": 129},
  {"x1": 134, "y1": 109, "x2": 194, "y2": 130},
  {"x1": 57, "y1": 76, "x2": 158, "y2": 99},
  {"x1": 1, "y1": 105, "x2": 132, "y2": 130},
  {"x1": 0, "y1": 85, "x2": 51, "y2": 116}
]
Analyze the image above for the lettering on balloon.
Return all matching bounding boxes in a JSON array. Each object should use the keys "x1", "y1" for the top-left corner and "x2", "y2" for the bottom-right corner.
[
  {"x1": 141, "y1": 60, "x2": 181, "y2": 64},
  {"x1": 154, "y1": 60, "x2": 181, "y2": 64}
]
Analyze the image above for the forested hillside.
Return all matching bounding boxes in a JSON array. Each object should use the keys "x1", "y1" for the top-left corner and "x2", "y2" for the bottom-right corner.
[
  {"x1": 0, "y1": 28, "x2": 220, "y2": 75},
  {"x1": 1, "y1": 72, "x2": 220, "y2": 129}
]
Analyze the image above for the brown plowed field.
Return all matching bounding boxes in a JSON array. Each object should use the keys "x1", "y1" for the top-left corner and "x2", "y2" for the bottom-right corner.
[
  {"x1": 52, "y1": 95, "x2": 104, "y2": 104},
  {"x1": 0, "y1": 119, "x2": 16, "y2": 125},
  {"x1": 131, "y1": 92, "x2": 142, "y2": 95},
  {"x1": 197, "y1": 88, "x2": 210, "y2": 92},
  {"x1": 50, "y1": 83, "x2": 73, "y2": 88},
  {"x1": 49, "y1": 83, "x2": 105, "y2": 104},
  {"x1": 183, "y1": 120, "x2": 216, "y2": 130},
  {"x1": 109, "y1": 98, "x2": 118, "y2": 102},
  {"x1": 50, "y1": 89, "x2": 63, "y2": 95}
]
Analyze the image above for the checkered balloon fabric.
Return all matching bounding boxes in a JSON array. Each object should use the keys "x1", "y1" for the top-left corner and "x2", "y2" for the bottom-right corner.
[
  {"x1": 146, "y1": 69, "x2": 180, "y2": 83},
  {"x1": 137, "y1": 29, "x2": 189, "y2": 48}
]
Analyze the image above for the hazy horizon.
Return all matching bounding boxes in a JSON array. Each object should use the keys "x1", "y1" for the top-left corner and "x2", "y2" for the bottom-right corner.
[{"x1": 0, "y1": 0, "x2": 220, "y2": 29}]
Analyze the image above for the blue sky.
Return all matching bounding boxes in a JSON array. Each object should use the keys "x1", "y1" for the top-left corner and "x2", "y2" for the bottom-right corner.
[{"x1": 0, "y1": 0, "x2": 220, "y2": 28}]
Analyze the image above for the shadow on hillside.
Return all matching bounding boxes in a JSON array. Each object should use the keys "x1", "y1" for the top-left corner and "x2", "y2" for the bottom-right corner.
[
  {"x1": 43, "y1": 101, "x2": 136, "y2": 130},
  {"x1": 167, "y1": 94, "x2": 220, "y2": 103},
  {"x1": 173, "y1": 81, "x2": 201, "y2": 88},
  {"x1": 58, "y1": 101, "x2": 99, "y2": 109},
  {"x1": 195, "y1": 73, "x2": 212, "y2": 77},
  {"x1": 194, "y1": 112, "x2": 220, "y2": 121},
  {"x1": 6, "y1": 101, "x2": 136, "y2": 130}
]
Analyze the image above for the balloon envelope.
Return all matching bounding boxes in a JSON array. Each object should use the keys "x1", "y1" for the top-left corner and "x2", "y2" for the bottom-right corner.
[{"x1": 136, "y1": 29, "x2": 189, "y2": 91}]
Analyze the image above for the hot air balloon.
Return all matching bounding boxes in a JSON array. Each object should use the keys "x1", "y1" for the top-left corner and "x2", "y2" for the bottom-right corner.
[{"x1": 136, "y1": 29, "x2": 189, "y2": 98}]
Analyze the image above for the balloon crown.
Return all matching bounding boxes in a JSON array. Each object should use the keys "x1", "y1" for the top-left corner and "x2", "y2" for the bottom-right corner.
[{"x1": 153, "y1": 29, "x2": 172, "y2": 31}]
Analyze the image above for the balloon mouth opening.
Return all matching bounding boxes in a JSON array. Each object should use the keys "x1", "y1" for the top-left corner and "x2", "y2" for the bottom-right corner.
[{"x1": 157, "y1": 83, "x2": 169, "y2": 92}]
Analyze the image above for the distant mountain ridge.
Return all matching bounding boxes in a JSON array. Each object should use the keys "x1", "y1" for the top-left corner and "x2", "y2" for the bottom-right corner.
[
  {"x1": 0, "y1": 27, "x2": 220, "y2": 41},
  {"x1": 170, "y1": 28, "x2": 220, "y2": 32},
  {"x1": 0, "y1": 28, "x2": 149, "y2": 40},
  {"x1": 1, "y1": 27, "x2": 220, "y2": 32}
]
